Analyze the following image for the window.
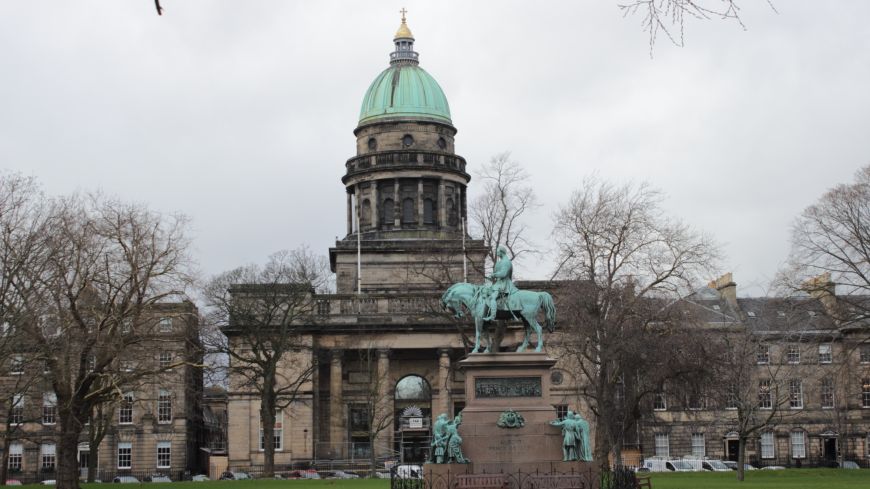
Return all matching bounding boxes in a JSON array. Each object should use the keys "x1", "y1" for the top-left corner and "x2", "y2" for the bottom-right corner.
[
  {"x1": 361, "y1": 199, "x2": 371, "y2": 227},
  {"x1": 159, "y1": 317, "x2": 172, "y2": 332},
  {"x1": 790, "y1": 431, "x2": 806, "y2": 459},
  {"x1": 121, "y1": 360, "x2": 134, "y2": 373},
  {"x1": 653, "y1": 392, "x2": 667, "y2": 411},
  {"x1": 10, "y1": 355, "x2": 23, "y2": 375},
  {"x1": 382, "y1": 198, "x2": 394, "y2": 224},
  {"x1": 156, "y1": 441, "x2": 171, "y2": 469},
  {"x1": 7, "y1": 442, "x2": 22, "y2": 471},
  {"x1": 402, "y1": 198, "x2": 415, "y2": 224},
  {"x1": 259, "y1": 410, "x2": 283, "y2": 451},
  {"x1": 821, "y1": 378, "x2": 835, "y2": 409},
  {"x1": 757, "y1": 345, "x2": 770, "y2": 364},
  {"x1": 863, "y1": 379, "x2": 870, "y2": 409},
  {"x1": 401, "y1": 134, "x2": 414, "y2": 147},
  {"x1": 760, "y1": 432, "x2": 775, "y2": 459},
  {"x1": 789, "y1": 379, "x2": 803, "y2": 409},
  {"x1": 819, "y1": 344, "x2": 832, "y2": 364},
  {"x1": 120, "y1": 319, "x2": 132, "y2": 334},
  {"x1": 554, "y1": 404, "x2": 569, "y2": 420},
  {"x1": 10, "y1": 394, "x2": 24, "y2": 425},
  {"x1": 157, "y1": 389, "x2": 172, "y2": 423},
  {"x1": 691, "y1": 433, "x2": 706, "y2": 457},
  {"x1": 423, "y1": 198, "x2": 435, "y2": 224},
  {"x1": 159, "y1": 351, "x2": 172, "y2": 369},
  {"x1": 786, "y1": 344, "x2": 800, "y2": 364},
  {"x1": 687, "y1": 392, "x2": 706, "y2": 410},
  {"x1": 41, "y1": 443, "x2": 56, "y2": 471},
  {"x1": 861, "y1": 345, "x2": 870, "y2": 364},
  {"x1": 758, "y1": 380, "x2": 772, "y2": 409},
  {"x1": 42, "y1": 392, "x2": 57, "y2": 425},
  {"x1": 654, "y1": 433, "x2": 669, "y2": 458},
  {"x1": 725, "y1": 384, "x2": 738, "y2": 410},
  {"x1": 117, "y1": 442, "x2": 132, "y2": 469},
  {"x1": 119, "y1": 392, "x2": 133, "y2": 424}
]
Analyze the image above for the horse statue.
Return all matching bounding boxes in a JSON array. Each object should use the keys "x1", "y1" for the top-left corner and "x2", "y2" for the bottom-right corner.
[{"x1": 441, "y1": 282, "x2": 556, "y2": 353}]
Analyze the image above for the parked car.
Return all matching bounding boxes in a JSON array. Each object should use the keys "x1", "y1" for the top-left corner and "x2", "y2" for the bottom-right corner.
[
  {"x1": 839, "y1": 461, "x2": 861, "y2": 469},
  {"x1": 395, "y1": 464, "x2": 423, "y2": 479},
  {"x1": 144, "y1": 475, "x2": 172, "y2": 483},
  {"x1": 299, "y1": 470, "x2": 320, "y2": 480},
  {"x1": 112, "y1": 476, "x2": 140, "y2": 483},
  {"x1": 5, "y1": 480, "x2": 22, "y2": 486},
  {"x1": 39, "y1": 481, "x2": 56, "y2": 486},
  {"x1": 722, "y1": 461, "x2": 756, "y2": 471},
  {"x1": 219, "y1": 471, "x2": 252, "y2": 480},
  {"x1": 761, "y1": 465, "x2": 786, "y2": 470},
  {"x1": 702, "y1": 460, "x2": 731, "y2": 472},
  {"x1": 191, "y1": 474, "x2": 210, "y2": 482},
  {"x1": 325, "y1": 470, "x2": 359, "y2": 479}
]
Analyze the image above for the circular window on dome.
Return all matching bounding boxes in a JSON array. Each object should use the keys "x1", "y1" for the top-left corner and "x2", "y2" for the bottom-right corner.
[
  {"x1": 437, "y1": 137, "x2": 447, "y2": 150},
  {"x1": 402, "y1": 134, "x2": 414, "y2": 147},
  {"x1": 367, "y1": 137, "x2": 377, "y2": 151}
]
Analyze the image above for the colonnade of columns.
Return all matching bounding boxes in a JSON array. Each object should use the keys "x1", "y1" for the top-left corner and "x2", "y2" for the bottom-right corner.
[
  {"x1": 345, "y1": 178, "x2": 464, "y2": 235},
  {"x1": 325, "y1": 348, "x2": 454, "y2": 454}
]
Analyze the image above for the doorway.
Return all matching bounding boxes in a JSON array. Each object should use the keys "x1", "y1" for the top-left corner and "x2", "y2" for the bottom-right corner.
[
  {"x1": 726, "y1": 439, "x2": 739, "y2": 461},
  {"x1": 77, "y1": 443, "x2": 90, "y2": 478},
  {"x1": 823, "y1": 437, "x2": 838, "y2": 464}
]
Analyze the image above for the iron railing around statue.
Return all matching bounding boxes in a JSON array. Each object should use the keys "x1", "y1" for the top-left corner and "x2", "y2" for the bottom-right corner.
[{"x1": 393, "y1": 466, "x2": 600, "y2": 489}]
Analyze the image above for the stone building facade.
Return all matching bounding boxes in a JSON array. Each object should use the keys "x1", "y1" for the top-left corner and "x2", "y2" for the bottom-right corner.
[
  {"x1": 639, "y1": 273, "x2": 870, "y2": 468},
  {"x1": 0, "y1": 301, "x2": 203, "y2": 482}
]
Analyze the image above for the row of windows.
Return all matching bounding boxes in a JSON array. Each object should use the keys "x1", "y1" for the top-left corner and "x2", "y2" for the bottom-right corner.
[
  {"x1": 6, "y1": 441, "x2": 173, "y2": 471},
  {"x1": 654, "y1": 431, "x2": 812, "y2": 459},
  {"x1": 756, "y1": 344, "x2": 838, "y2": 364},
  {"x1": 365, "y1": 135, "x2": 448, "y2": 151},
  {"x1": 653, "y1": 378, "x2": 870, "y2": 411},
  {"x1": 359, "y1": 197, "x2": 458, "y2": 227},
  {"x1": 9, "y1": 390, "x2": 172, "y2": 426},
  {"x1": 9, "y1": 350, "x2": 175, "y2": 375}
]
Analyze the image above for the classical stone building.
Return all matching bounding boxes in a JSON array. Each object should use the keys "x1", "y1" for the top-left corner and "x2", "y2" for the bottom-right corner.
[
  {"x1": 0, "y1": 301, "x2": 204, "y2": 482},
  {"x1": 224, "y1": 18, "x2": 582, "y2": 469}
]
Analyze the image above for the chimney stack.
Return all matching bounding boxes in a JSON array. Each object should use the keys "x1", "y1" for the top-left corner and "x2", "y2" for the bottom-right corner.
[{"x1": 708, "y1": 272, "x2": 738, "y2": 309}]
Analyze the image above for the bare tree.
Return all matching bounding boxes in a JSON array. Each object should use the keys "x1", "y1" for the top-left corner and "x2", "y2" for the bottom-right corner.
[
  {"x1": 3, "y1": 189, "x2": 194, "y2": 489},
  {"x1": 470, "y1": 152, "x2": 538, "y2": 271},
  {"x1": 619, "y1": 0, "x2": 767, "y2": 53},
  {"x1": 203, "y1": 247, "x2": 329, "y2": 478},
  {"x1": 347, "y1": 346, "x2": 394, "y2": 476},
  {"x1": 785, "y1": 165, "x2": 870, "y2": 321},
  {"x1": 551, "y1": 175, "x2": 719, "y2": 469}
]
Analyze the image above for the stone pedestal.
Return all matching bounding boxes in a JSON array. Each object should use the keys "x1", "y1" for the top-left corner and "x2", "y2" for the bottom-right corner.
[{"x1": 425, "y1": 352, "x2": 597, "y2": 485}]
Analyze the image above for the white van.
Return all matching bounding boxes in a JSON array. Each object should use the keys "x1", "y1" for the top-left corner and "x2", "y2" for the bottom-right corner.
[{"x1": 702, "y1": 459, "x2": 731, "y2": 472}]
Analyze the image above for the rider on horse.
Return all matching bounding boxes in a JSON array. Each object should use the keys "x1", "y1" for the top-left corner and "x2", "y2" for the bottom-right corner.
[{"x1": 484, "y1": 246, "x2": 519, "y2": 321}]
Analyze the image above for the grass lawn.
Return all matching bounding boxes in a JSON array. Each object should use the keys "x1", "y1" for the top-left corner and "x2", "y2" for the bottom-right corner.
[
  {"x1": 49, "y1": 470, "x2": 869, "y2": 489},
  {"x1": 648, "y1": 469, "x2": 870, "y2": 489}
]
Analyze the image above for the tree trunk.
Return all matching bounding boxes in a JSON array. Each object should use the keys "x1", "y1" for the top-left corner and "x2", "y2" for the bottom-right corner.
[
  {"x1": 57, "y1": 401, "x2": 89, "y2": 489},
  {"x1": 87, "y1": 444, "x2": 99, "y2": 484},
  {"x1": 260, "y1": 392, "x2": 276, "y2": 478},
  {"x1": 57, "y1": 422, "x2": 83, "y2": 489},
  {"x1": 0, "y1": 441, "x2": 11, "y2": 485},
  {"x1": 736, "y1": 436, "x2": 746, "y2": 482}
]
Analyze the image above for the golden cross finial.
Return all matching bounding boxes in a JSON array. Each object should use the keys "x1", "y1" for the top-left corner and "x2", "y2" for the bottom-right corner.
[{"x1": 399, "y1": 7, "x2": 408, "y2": 23}]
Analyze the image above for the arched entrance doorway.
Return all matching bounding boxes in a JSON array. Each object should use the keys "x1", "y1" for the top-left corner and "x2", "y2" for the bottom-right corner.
[{"x1": 394, "y1": 375, "x2": 432, "y2": 463}]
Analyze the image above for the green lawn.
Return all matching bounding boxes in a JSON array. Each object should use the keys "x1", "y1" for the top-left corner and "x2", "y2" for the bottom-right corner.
[
  {"x1": 648, "y1": 469, "x2": 870, "y2": 489},
  {"x1": 44, "y1": 470, "x2": 868, "y2": 489}
]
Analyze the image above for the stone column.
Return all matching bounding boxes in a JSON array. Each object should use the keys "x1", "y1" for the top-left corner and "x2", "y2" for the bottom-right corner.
[
  {"x1": 393, "y1": 179, "x2": 400, "y2": 226},
  {"x1": 376, "y1": 349, "x2": 392, "y2": 456},
  {"x1": 436, "y1": 349, "x2": 451, "y2": 417},
  {"x1": 438, "y1": 179, "x2": 446, "y2": 228},
  {"x1": 346, "y1": 192, "x2": 353, "y2": 235},
  {"x1": 372, "y1": 183, "x2": 379, "y2": 230},
  {"x1": 329, "y1": 350, "x2": 345, "y2": 457},
  {"x1": 353, "y1": 185, "x2": 360, "y2": 232},
  {"x1": 417, "y1": 179, "x2": 425, "y2": 224}
]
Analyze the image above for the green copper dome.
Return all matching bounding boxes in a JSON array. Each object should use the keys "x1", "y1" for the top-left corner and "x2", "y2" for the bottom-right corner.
[{"x1": 358, "y1": 64, "x2": 452, "y2": 126}]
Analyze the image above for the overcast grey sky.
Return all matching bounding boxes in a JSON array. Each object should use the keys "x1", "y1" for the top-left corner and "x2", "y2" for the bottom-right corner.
[{"x1": 2, "y1": 1, "x2": 869, "y2": 296}]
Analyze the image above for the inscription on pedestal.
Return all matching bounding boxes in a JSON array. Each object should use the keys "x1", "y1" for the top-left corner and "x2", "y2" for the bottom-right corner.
[{"x1": 475, "y1": 377, "x2": 542, "y2": 398}]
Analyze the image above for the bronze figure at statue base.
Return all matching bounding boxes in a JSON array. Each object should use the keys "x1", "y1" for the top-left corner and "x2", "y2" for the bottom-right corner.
[{"x1": 424, "y1": 352, "x2": 599, "y2": 488}]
